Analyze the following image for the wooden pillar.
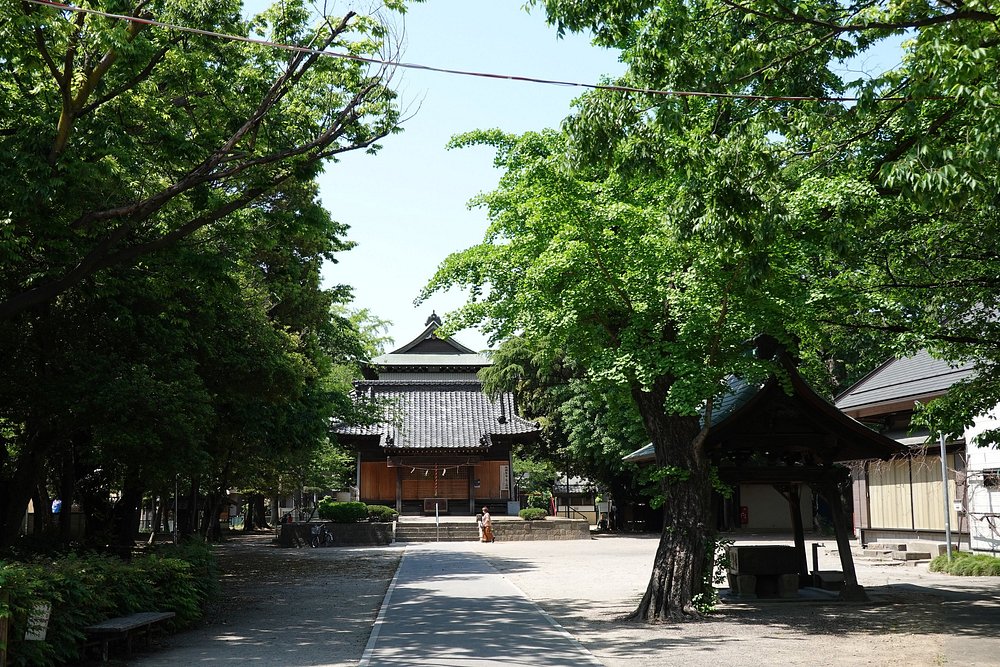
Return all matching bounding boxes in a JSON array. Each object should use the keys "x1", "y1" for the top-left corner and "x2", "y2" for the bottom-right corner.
[
  {"x1": 821, "y1": 479, "x2": 868, "y2": 602},
  {"x1": 395, "y1": 466, "x2": 402, "y2": 514},
  {"x1": 468, "y1": 468, "x2": 475, "y2": 515},
  {"x1": 784, "y1": 484, "x2": 810, "y2": 587}
]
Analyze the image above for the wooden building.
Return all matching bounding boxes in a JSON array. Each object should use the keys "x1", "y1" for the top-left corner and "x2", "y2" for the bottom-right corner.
[
  {"x1": 624, "y1": 339, "x2": 905, "y2": 599},
  {"x1": 835, "y1": 350, "x2": 975, "y2": 547},
  {"x1": 333, "y1": 314, "x2": 539, "y2": 515}
]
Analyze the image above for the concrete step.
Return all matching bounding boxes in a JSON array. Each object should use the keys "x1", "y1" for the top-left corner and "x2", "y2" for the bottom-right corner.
[
  {"x1": 394, "y1": 524, "x2": 480, "y2": 543},
  {"x1": 862, "y1": 549, "x2": 893, "y2": 558},
  {"x1": 891, "y1": 550, "x2": 932, "y2": 561},
  {"x1": 909, "y1": 541, "x2": 958, "y2": 557}
]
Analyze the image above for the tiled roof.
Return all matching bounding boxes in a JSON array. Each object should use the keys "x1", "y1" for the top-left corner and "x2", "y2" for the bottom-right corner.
[
  {"x1": 835, "y1": 350, "x2": 976, "y2": 411},
  {"x1": 623, "y1": 377, "x2": 761, "y2": 463},
  {"x1": 333, "y1": 381, "x2": 539, "y2": 450},
  {"x1": 370, "y1": 353, "x2": 491, "y2": 367}
]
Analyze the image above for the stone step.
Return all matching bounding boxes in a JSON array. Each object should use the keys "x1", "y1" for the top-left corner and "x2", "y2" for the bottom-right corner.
[
  {"x1": 909, "y1": 541, "x2": 959, "y2": 557},
  {"x1": 891, "y1": 550, "x2": 932, "y2": 561},
  {"x1": 394, "y1": 525, "x2": 480, "y2": 543},
  {"x1": 871, "y1": 542, "x2": 908, "y2": 551},
  {"x1": 862, "y1": 549, "x2": 893, "y2": 558}
]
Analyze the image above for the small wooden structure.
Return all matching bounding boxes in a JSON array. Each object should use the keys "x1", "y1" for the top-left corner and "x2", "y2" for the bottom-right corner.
[{"x1": 626, "y1": 337, "x2": 906, "y2": 601}]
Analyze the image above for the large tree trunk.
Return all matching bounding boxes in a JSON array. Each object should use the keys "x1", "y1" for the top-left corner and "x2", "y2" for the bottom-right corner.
[
  {"x1": 0, "y1": 429, "x2": 55, "y2": 548},
  {"x1": 111, "y1": 478, "x2": 145, "y2": 558},
  {"x1": 631, "y1": 379, "x2": 715, "y2": 622}
]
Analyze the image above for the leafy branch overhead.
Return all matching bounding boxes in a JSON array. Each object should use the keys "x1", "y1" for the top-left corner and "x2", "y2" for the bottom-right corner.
[{"x1": 0, "y1": 0, "x2": 403, "y2": 319}]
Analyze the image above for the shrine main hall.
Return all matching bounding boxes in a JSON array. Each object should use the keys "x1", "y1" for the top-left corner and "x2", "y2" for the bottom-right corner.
[{"x1": 333, "y1": 314, "x2": 539, "y2": 515}]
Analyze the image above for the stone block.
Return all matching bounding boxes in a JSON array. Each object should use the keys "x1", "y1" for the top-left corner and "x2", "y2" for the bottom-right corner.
[
  {"x1": 727, "y1": 573, "x2": 758, "y2": 598},
  {"x1": 891, "y1": 550, "x2": 932, "y2": 561},
  {"x1": 777, "y1": 573, "x2": 799, "y2": 598}
]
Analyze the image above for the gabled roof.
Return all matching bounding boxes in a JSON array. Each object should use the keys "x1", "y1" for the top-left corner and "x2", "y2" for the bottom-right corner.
[
  {"x1": 835, "y1": 349, "x2": 975, "y2": 412},
  {"x1": 624, "y1": 349, "x2": 906, "y2": 465},
  {"x1": 368, "y1": 315, "x2": 490, "y2": 372},
  {"x1": 333, "y1": 380, "x2": 539, "y2": 451}
]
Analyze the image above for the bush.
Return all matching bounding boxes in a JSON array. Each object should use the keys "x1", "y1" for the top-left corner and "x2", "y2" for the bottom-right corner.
[
  {"x1": 366, "y1": 504, "x2": 399, "y2": 522},
  {"x1": 0, "y1": 545, "x2": 217, "y2": 666},
  {"x1": 518, "y1": 508, "x2": 548, "y2": 521},
  {"x1": 317, "y1": 498, "x2": 368, "y2": 523},
  {"x1": 929, "y1": 550, "x2": 1000, "y2": 576}
]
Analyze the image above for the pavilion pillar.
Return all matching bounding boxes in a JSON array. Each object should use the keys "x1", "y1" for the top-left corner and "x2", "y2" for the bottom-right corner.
[
  {"x1": 783, "y1": 484, "x2": 810, "y2": 587},
  {"x1": 820, "y1": 479, "x2": 868, "y2": 602}
]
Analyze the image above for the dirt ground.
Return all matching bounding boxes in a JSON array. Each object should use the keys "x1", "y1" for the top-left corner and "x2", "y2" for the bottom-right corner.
[
  {"x1": 484, "y1": 534, "x2": 1000, "y2": 667},
  {"x1": 132, "y1": 532, "x2": 1000, "y2": 666}
]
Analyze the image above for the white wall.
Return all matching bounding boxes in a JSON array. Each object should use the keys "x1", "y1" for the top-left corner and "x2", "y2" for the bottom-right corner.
[
  {"x1": 740, "y1": 484, "x2": 814, "y2": 531},
  {"x1": 966, "y1": 407, "x2": 1000, "y2": 553}
]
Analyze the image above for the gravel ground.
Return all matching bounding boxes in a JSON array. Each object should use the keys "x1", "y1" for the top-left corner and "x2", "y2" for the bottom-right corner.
[
  {"x1": 481, "y1": 534, "x2": 1000, "y2": 667},
  {"x1": 130, "y1": 533, "x2": 402, "y2": 667},
  {"x1": 130, "y1": 531, "x2": 1000, "y2": 667}
]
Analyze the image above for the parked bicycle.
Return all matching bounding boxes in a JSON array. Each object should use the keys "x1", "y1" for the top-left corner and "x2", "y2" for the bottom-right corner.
[{"x1": 310, "y1": 523, "x2": 333, "y2": 547}]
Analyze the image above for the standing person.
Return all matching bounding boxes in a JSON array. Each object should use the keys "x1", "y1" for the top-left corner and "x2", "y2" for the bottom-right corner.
[
  {"x1": 476, "y1": 510, "x2": 484, "y2": 541},
  {"x1": 480, "y1": 507, "x2": 494, "y2": 543}
]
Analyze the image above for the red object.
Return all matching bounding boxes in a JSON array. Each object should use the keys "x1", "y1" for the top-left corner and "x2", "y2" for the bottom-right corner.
[{"x1": 739, "y1": 505, "x2": 749, "y2": 525}]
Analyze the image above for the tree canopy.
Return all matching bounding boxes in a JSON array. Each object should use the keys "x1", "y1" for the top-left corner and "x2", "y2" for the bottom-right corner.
[
  {"x1": 427, "y1": 0, "x2": 1000, "y2": 620},
  {"x1": 0, "y1": 0, "x2": 407, "y2": 549}
]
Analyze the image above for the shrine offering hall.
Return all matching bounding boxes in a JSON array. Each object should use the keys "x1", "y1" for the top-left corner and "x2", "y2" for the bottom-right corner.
[{"x1": 333, "y1": 315, "x2": 539, "y2": 515}]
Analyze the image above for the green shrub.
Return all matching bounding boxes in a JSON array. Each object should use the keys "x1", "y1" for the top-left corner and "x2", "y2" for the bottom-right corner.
[
  {"x1": 366, "y1": 504, "x2": 399, "y2": 522},
  {"x1": 317, "y1": 498, "x2": 368, "y2": 522},
  {"x1": 0, "y1": 545, "x2": 218, "y2": 666},
  {"x1": 929, "y1": 550, "x2": 1000, "y2": 576},
  {"x1": 518, "y1": 508, "x2": 548, "y2": 521}
]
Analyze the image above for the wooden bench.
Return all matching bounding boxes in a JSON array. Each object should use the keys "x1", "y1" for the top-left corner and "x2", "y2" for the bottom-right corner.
[{"x1": 84, "y1": 611, "x2": 176, "y2": 662}]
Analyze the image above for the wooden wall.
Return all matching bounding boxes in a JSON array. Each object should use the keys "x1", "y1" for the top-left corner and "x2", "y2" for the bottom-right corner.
[
  {"x1": 474, "y1": 460, "x2": 509, "y2": 500},
  {"x1": 868, "y1": 455, "x2": 960, "y2": 531},
  {"x1": 360, "y1": 459, "x2": 511, "y2": 503},
  {"x1": 360, "y1": 462, "x2": 395, "y2": 501}
]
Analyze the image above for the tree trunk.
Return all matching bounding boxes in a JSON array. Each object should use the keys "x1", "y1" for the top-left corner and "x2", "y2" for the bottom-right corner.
[
  {"x1": 111, "y1": 478, "x2": 145, "y2": 558},
  {"x1": 31, "y1": 483, "x2": 51, "y2": 537},
  {"x1": 631, "y1": 380, "x2": 715, "y2": 622},
  {"x1": 0, "y1": 430, "x2": 53, "y2": 548},
  {"x1": 148, "y1": 495, "x2": 164, "y2": 545},
  {"x1": 58, "y1": 437, "x2": 80, "y2": 543}
]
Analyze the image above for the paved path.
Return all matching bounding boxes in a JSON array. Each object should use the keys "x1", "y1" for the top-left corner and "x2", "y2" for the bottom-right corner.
[{"x1": 359, "y1": 544, "x2": 603, "y2": 667}]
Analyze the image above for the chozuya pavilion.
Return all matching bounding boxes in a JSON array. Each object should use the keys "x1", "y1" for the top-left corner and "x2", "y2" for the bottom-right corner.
[{"x1": 333, "y1": 314, "x2": 540, "y2": 516}]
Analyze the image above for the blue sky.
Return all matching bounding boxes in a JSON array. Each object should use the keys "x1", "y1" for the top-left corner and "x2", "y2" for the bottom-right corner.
[
  {"x1": 305, "y1": 2, "x2": 622, "y2": 352},
  {"x1": 240, "y1": 2, "x2": 901, "y2": 352}
]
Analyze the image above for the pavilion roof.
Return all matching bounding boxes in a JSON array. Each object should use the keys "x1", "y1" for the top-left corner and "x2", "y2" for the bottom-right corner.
[{"x1": 623, "y1": 347, "x2": 906, "y2": 466}]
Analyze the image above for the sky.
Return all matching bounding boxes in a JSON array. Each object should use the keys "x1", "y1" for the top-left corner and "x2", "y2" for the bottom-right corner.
[
  {"x1": 239, "y1": 2, "x2": 901, "y2": 353},
  {"x1": 301, "y1": 1, "x2": 622, "y2": 352}
]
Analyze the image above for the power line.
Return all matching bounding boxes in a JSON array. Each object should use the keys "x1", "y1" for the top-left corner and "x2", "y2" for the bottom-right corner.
[{"x1": 24, "y1": 0, "x2": 916, "y2": 104}]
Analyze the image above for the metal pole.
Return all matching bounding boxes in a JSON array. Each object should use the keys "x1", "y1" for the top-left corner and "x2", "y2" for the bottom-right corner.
[
  {"x1": 173, "y1": 475, "x2": 179, "y2": 545},
  {"x1": 940, "y1": 433, "x2": 953, "y2": 560},
  {"x1": 435, "y1": 502, "x2": 439, "y2": 543}
]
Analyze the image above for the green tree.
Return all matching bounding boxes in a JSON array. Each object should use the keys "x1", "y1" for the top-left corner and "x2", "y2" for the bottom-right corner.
[
  {"x1": 424, "y1": 126, "x2": 817, "y2": 620},
  {"x1": 531, "y1": 0, "x2": 1000, "y2": 448},
  {"x1": 0, "y1": 1, "x2": 410, "y2": 548},
  {"x1": 481, "y1": 336, "x2": 649, "y2": 513}
]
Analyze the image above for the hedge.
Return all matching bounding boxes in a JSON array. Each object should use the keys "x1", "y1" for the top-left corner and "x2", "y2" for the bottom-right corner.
[
  {"x1": 518, "y1": 508, "x2": 548, "y2": 521},
  {"x1": 929, "y1": 550, "x2": 1000, "y2": 576},
  {"x1": 317, "y1": 498, "x2": 398, "y2": 523},
  {"x1": 0, "y1": 542, "x2": 216, "y2": 666}
]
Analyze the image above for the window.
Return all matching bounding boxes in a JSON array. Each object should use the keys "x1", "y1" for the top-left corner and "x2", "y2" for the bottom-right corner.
[{"x1": 984, "y1": 469, "x2": 1000, "y2": 489}]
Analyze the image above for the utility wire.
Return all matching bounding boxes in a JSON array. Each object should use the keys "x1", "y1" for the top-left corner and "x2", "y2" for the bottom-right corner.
[{"x1": 24, "y1": 0, "x2": 917, "y2": 104}]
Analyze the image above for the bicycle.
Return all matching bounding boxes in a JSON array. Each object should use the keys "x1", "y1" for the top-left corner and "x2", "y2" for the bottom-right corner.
[{"x1": 310, "y1": 523, "x2": 333, "y2": 547}]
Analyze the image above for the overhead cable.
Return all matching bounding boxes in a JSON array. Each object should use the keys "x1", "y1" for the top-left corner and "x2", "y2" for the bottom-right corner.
[{"x1": 24, "y1": 0, "x2": 917, "y2": 104}]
